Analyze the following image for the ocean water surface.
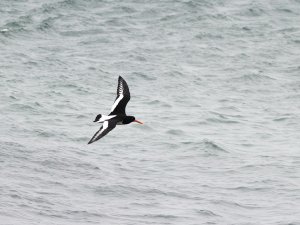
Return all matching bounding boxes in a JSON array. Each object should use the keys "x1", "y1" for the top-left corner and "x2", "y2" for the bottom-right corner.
[{"x1": 1, "y1": 0, "x2": 300, "y2": 224}]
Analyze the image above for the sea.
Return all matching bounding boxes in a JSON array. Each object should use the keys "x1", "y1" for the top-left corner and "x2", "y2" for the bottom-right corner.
[{"x1": 1, "y1": 0, "x2": 300, "y2": 224}]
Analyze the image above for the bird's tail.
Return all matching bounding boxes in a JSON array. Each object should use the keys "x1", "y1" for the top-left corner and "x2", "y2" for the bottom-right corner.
[{"x1": 93, "y1": 114, "x2": 102, "y2": 122}]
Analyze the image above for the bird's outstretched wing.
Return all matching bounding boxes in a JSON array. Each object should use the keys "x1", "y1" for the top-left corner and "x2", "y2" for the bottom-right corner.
[
  {"x1": 88, "y1": 119, "x2": 118, "y2": 144},
  {"x1": 109, "y1": 76, "x2": 130, "y2": 115}
]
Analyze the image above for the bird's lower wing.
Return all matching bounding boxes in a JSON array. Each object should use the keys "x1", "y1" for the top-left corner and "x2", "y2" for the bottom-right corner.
[{"x1": 88, "y1": 119, "x2": 118, "y2": 144}]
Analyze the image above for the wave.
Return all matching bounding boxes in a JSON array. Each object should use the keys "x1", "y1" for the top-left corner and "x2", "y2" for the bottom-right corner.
[
  {"x1": 148, "y1": 99, "x2": 172, "y2": 108},
  {"x1": 166, "y1": 129, "x2": 184, "y2": 135},
  {"x1": 131, "y1": 72, "x2": 156, "y2": 81},
  {"x1": 1, "y1": 0, "x2": 81, "y2": 36},
  {"x1": 229, "y1": 73, "x2": 275, "y2": 84},
  {"x1": 202, "y1": 139, "x2": 228, "y2": 153},
  {"x1": 206, "y1": 117, "x2": 240, "y2": 124},
  {"x1": 196, "y1": 209, "x2": 221, "y2": 217},
  {"x1": 206, "y1": 111, "x2": 241, "y2": 124},
  {"x1": 180, "y1": 140, "x2": 228, "y2": 154}
]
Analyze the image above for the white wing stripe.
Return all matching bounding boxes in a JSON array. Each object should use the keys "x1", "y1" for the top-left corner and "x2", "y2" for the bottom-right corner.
[
  {"x1": 110, "y1": 94, "x2": 124, "y2": 113},
  {"x1": 98, "y1": 115, "x2": 116, "y2": 123},
  {"x1": 91, "y1": 121, "x2": 108, "y2": 142}
]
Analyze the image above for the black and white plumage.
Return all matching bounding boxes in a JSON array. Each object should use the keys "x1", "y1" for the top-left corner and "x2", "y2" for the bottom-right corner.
[
  {"x1": 88, "y1": 76, "x2": 143, "y2": 144},
  {"x1": 109, "y1": 75, "x2": 131, "y2": 115}
]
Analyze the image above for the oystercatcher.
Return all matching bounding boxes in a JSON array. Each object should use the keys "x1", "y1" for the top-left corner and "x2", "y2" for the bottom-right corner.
[{"x1": 88, "y1": 76, "x2": 143, "y2": 144}]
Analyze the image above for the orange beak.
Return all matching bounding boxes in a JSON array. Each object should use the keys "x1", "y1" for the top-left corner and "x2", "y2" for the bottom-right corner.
[{"x1": 134, "y1": 119, "x2": 143, "y2": 124}]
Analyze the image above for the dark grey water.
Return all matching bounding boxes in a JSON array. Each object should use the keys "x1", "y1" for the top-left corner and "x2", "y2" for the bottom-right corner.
[{"x1": 1, "y1": 0, "x2": 300, "y2": 224}]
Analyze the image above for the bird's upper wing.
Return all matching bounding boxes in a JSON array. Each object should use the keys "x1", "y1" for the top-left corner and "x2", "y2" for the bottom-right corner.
[
  {"x1": 88, "y1": 119, "x2": 118, "y2": 144},
  {"x1": 109, "y1": 76, "x2": 130, "y2": 115}
]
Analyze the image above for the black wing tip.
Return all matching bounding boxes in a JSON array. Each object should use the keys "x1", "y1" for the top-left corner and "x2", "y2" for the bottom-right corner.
[
  {"x1": 88, "y1": 138, "x2": 95, "y2": 144},
  {"x1": 119, "y1": 76, "x2": 126, "y2": 83},
  {"x1": 118, "y1": 76, "x2": 129, "y2": 88}
]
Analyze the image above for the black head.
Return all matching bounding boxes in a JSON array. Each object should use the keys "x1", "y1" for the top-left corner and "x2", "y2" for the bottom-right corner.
[
  {"x1": 123, "y1": 116, "x2": 143, "y2": 125},
  {"x1": 94, "y1": 114, "x2": 102, "y2": 122},
  {"x1": 122, "y1": 116, "x2": 135, "y2": 124}
]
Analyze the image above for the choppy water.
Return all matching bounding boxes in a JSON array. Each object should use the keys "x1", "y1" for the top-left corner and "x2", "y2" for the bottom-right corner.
[{"x1": 1, "y1": 0, "x2": 300, "y2": 224}]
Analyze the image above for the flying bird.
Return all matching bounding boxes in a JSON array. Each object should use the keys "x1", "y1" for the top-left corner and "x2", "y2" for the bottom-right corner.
[{"x1": 88, "y1": 76, "x2": 143, "y2": 144}]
